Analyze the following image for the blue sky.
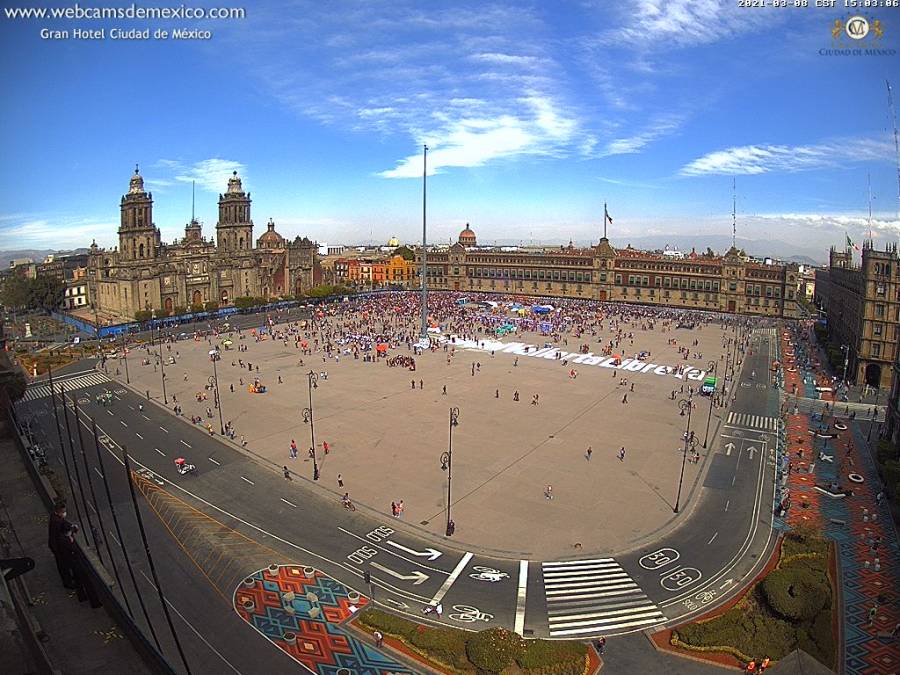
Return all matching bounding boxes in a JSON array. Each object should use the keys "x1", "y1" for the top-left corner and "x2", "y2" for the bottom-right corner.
[{"x1": 0, "y1": 1, "x2": 898, "y2": 259}]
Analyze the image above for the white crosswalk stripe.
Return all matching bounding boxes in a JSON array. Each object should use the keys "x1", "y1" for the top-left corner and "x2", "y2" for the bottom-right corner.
[
  {"x1": 542, "y1": 559, "x2": 664, "y2": 637},
  {"x1": 24, "y1": 373, "x2": 111, "y2": 401},
  {"x1": 725, "y1": 411, "x2": 779, "y2": 431}
]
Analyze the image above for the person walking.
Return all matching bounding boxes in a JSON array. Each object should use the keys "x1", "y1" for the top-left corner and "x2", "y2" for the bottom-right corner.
[
  {"x1": 586, "y1": 446, "x2": 592, "y2": 461},
  {"x1": 373, "y1": 630, "x2": 384, "y2": 648},
  {"x1": 48, "y1": 500, "x2": 75, "y2": 589},
  {"x1": 618, "y1": 447, "x2": 626, "y2": 461},
  {"x1": 622, "y1": 393, "x2": 628, "y2": 404},
  {"x1": 514, "y1": 390, "x2": 520, "y2": 401},
  {"x1": 289, "y1": 439, "x2": 298, "y2": 459},
  {"x1": 442, "y1": 385, "x2": 447, "y2": 396},
  {"x1": 545, "y1": 484, "x2": 553, "y2": 500},
  {"x1": 391, "y1": 501, "x2": 398, "y2": 517},
  {"x1": 283, "y1": 466, "x2": 292, "y2": 481},
  {"x1": 323, "y1": 440, "x2": 330, "y2": 455},
  {"x1": 337, "y1": 473, "x2": 344, "y2": 488}
]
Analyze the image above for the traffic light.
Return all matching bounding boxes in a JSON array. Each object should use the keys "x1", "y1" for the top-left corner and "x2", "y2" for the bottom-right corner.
[{"x1": 363, "y1": 570, "x2": 371, "y2": 584}]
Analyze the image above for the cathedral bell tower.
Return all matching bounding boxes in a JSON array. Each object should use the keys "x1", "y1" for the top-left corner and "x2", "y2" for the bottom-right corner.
[
  {"x1": 118, "y1": 165, "x2": 160, "y2": 261},
  {"x1": 216, "y1": 171, "x2": 253, "y2": 252}
]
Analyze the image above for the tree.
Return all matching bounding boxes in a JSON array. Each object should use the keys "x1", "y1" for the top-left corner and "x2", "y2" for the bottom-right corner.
[
  {"x1": 0, "y1": 275, "x2": 31, "y2": 309},
  {"x1": 393, "y1": 245, "x2": 415, "y2": 261},
  {"x1": 204, "y1": 300, "x2": 219, "y2": 312},
  {"x1": 134, "y1": 309, "x2": 152, "y2": 322},
  {"x1": 704, "y1": 247, "x2": 716, "y2": 258},
  {"x1": 28, "y1": 275, "x2": 66, "y2": 312}
]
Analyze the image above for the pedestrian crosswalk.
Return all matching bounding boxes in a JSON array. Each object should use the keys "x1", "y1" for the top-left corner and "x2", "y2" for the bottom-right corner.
[
  {"x1": 756, "y1": 327, "x2": 776, "y2": 337},
  {"x1": 726, "y1": 411, "x2": 779, "y2": 431},
  {"x1": 24, "y1": 372, "x2": 111, "y2": 401},
  {"x1": 542, "y1": 558, "x2": 665, "y2": 637}
]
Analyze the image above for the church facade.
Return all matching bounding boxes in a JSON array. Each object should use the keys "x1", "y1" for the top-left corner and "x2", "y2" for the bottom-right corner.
[{"x1": 86, "y1": 168, "x2": 317, "y2": 320}]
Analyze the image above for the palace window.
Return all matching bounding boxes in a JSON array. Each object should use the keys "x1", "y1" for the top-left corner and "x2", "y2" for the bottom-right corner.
[
  {"x1": 873, "y1": 342, "x2": 882, "y2": 357},
  {"x1": 876, "y1": 303, "x2": 885, "y2": 318},
  {"x1": 874, "y1": 323, "x2": 883, "y2": 336}
]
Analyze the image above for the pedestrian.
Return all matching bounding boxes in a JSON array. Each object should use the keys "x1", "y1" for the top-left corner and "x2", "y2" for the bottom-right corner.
[
  {"x1": 411, "y1": 380, "x2": 415, "y2": 389},
  {"x1": 391, "y1": 501, "x2": 398, "y2": 517},
  {"x1": 869, "y1": 604, "x2": 878, "y2": 626},
  {"x1": 289, "y1": 439, "x2": 297, "y2": 459},
  {"x1": 398, "y1": 500, "x2": 405, "y2": 517},
  {"x1": 622, "y1": 393, "x2": 628, "y2": 404},
  {"x1": 373, "y1": 630, "x2": 384, "y2": 648},
  {"x1": 337, "y1": 473, "x2": 344, "y2": 488},
  {"x1": 48, "y1": 500, "x2": 75, "y2": 589},
  {"x1": 545, "y1": 484, "x2": 553, "y2": 500},
  {"x1": 618, "y1": 447, "x2": 626, "y2": 461},
  {"x1": 283, "y1": 466, "x2": 292, "y2": 481},
  {"x1": 586, "y1": 446, "x2": 592, "y2": 461},
  {"x1": 442, "y1": 385, "x2": 447, "y2": 396},
  {"x1": 495, "y1": 388, "x2": 500, "y2": 399},
  {"x1": 419, "y1": 379, "x2": 423, "y2": 389},
  {"x1": 435, "y1": 602, "x2": 443, "y2": 617},
  {"x1": 514, "y1": 390, "x2": 519, "y2": 401},
  {"x1": 323, "y1": 440, "x2": 330, "y2": 455},
  {"x1": 745, "y1": 660, "x2": 756, "y2": 675}
]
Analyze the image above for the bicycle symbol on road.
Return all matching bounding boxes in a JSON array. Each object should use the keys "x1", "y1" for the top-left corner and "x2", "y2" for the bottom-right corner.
[
  {"x1": 448, "y1": 605, "x2": 494, "y2": 623},
  {"x1": 468, "y1": 566, "x2": 509, "y2": 582}
]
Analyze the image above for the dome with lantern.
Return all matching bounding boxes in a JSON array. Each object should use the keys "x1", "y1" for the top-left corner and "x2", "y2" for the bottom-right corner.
[
  {"x1": 458, "y1": 223, "x2": 477, "y2": 247},
  {"x1": 257, "y1": 218, "x2": 285, "y2": 249}
]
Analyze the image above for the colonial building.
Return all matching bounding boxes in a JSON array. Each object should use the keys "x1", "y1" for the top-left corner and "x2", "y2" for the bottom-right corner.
[
  {"x1": 417, "y1": 225, "x2": 801, "y2": 319},
  {"x1": 815, "y1": 241, "x2": 900, "y2": 389},
  {"x1": 86, "y1": 167, "x2": 317, "y2": 320}
]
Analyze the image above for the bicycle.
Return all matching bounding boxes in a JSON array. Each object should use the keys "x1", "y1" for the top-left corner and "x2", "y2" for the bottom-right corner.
[{"x1": 342, "y1": 498, "x2": 356, "y2": 512}]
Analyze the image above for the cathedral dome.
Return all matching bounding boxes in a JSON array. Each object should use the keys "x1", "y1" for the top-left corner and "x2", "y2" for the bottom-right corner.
[
  {"x1": 257, "y1": 218, "x2": 284, "y2": 249},
  {"x1": 226, "y1": 170, "x2": 244, "y2": 194},
  {"x1": 388, "y1": 236, "x2": 400, "y2": 247},
  {"x1": 458, "y1": 223, "x2": 476, "y2": 247},
  {"x1": 128, "y1": 165, "x2": 145, "y2": 194}
]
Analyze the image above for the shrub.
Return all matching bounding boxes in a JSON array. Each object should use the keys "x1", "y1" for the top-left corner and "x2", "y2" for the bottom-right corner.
[
  {"x1": 466, "y1": 628, "x2": 524, "y2": 673},
  {"x1": 517, "y1": 639, "x2": 587, "y2": 673},
  {"x1": 881, "y1": 460, "x2": 900, "y2": 499},
  {"x1": 356, "y1": 609, "x2": 417, "y2": 641},
  {"x1": 134, "y1": 309, "x2": 152, "y2": 322},
  {"x1": 204, "y1": 300, "x2": 219, "y2": 312},
  {"x1": 409, "y1": 627, "x2": 469, "y2": 669},
  {"x1": 761, "y1": 564, "x2": 829, "y2": 621}
]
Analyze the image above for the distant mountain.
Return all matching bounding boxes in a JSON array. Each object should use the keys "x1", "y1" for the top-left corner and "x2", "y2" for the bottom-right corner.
[
  {"x1": 0, "y1": 248, "x2": 90, "y2": 268},
  {"x1": 604, "y1": 235, "x2": 827, "y2": 265}
]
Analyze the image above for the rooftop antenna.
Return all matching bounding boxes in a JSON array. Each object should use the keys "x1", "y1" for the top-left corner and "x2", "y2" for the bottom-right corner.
[
  {"x1": 732, "y1": 177, "x2": 736, "y2": 250},
  {"x1": 191, "y1": 180, "x2": 195, "y2": 222},
  {"x1": 888, "y1": 80, "x2": 900, "y2": 223}
]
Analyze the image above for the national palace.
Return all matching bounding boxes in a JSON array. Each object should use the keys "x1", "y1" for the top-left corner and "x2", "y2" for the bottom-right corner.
[
  {"x1": 86, "y1": 167, "x2": 316, "y2": 320},
  {"x1": 412, "y1": 225, "x2": 803, "y2": 319}
]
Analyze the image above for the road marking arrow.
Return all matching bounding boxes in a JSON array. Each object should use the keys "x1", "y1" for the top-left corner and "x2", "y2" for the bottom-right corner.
[
  {"x1": 720, "y1": 579, "x2": 734, "y2": 590},
  {"x1": 371, "y1": 562, "x2": 429, "y2": 585},
  {"x1": 747, "y1": 446, "x2": 757, "y2": 461},
  {"x1": 724, "y1": 442, "x2": 735, "y2": 456},
  {"x1": 386, "y1": 540, "x2": 442, "y2": 561}
]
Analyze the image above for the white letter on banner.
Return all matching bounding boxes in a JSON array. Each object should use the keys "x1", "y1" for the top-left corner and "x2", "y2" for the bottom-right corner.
[
  {"x1": 654, "y1": 365, "x2": 671, "y2": 376},
  {"x1": 599, "y1": 357, "x2": 618, "y2": 368},
  {"x1": 582, "y1": 355, "x2": 603, "y2": 365},
  {"x1": 623, "y1": 360, "x2": 645, "y2": 372},
  {"x1": 687, "y1": 370, "x2": 706, "y2": 381}
]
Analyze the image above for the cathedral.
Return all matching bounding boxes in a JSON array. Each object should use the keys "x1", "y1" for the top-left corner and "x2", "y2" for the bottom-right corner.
[{"x1": 87, "y1": 167, "x2": 317, "y2": 320}]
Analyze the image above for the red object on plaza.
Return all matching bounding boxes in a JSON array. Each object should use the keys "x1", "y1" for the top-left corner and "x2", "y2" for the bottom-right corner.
[
  {"x1": 174, "y1": 457, "x2": 185, "y2": 466},
  {"x1": 376, "y1": 344, "x2": 388, "y2": 353}
]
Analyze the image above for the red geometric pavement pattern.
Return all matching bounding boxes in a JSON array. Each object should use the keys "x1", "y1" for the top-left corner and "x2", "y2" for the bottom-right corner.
[{"x1": 234, "y1": 564, "x2": 414, "y2": 674}]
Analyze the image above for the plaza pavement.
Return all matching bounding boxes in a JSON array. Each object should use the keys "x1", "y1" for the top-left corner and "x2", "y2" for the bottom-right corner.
[{"x1": 115, "y1": 317, "x2": 732, "y2": 559}]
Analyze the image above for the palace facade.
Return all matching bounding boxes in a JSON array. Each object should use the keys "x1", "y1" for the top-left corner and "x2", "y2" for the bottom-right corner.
[
  {"x1": 86, "y1": 168, "x2": 316, "y2": 320},
  {"x1": 417, "y1": 225, "x2": 802, "y2": 319},
  {"x1": 815, "y1": 242, "x2": 900, "y2": 389}
]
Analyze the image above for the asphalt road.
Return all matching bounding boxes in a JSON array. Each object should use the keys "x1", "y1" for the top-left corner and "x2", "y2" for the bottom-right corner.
[{"x1": 15, "y1": 323, "x2": 782, "y2": 666}]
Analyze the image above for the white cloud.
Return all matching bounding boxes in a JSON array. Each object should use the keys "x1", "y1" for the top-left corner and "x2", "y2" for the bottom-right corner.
[
  {"x1": 471, "y1": 52, "x2": 544, "y2": 67},
  {"x1": 598, "y1": 114, "x2": 685, "y2": 157},
  {"x1": 160, "y1": 158, "x2": 248, "y2": 192},
  {"x1": 679, "y1": 137, "x2": 894, "y2": 176},
  {"x1": 607, "y1": 0, "x2": 777, "y2": 48},
  {"x1": 0, "y1": 218, "x2": 116, "y2": 250}
]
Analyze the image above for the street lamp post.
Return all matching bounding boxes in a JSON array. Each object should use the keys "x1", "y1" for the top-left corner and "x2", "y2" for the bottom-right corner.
[
  {"x1": 121, "y1": 331, "x2": 130, "y2": 384},
  {"x1": 841, "y1": 345, "x2": 849, "y2": 386},
  {"x1": 302, "y1": 371, "x2": 320, "y2": 481},
  {"x1": 159, "y1": 327, "x2": 168, "y2": 405},
  {"x1": 209, "y1": 353, "x2": 225, "y2": 435},
  {"x1": 703, "y1": 360, "x2": 717, "y2": 448},
  {"x1": 674, "y1": 396, "x2": 694, "y2": 513},
  {"x1": 440, "y1": 407, "x2": 459, "y2": 536},
  {"x1": 868, "y1": 386, "x2": 880, "y2": 442}
]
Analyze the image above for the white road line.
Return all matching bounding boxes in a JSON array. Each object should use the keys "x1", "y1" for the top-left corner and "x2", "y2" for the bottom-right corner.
[
  {"x1": 180, "y1": 440, "x2": 191, "y2": 448},
  {"x1": 94, "y1": 467, "x2": 103, "y2": 478},
  {"x1": 109, "y1": 531, "x2": 121, "y2": 546},
  {"x1": 159, "y1": 426, "x2": 168, "y2": 433},
  {"x1": 280, "y1": 498, "x2": 297, "y2": 508},
  {"x1": 155, "y1": 448, "x2": 166, "y2": 457},
  {"x1": 240, "y1": 476, "x2": 255, "y2": 485},
  {"x1": 88, "y1": 501, "x2": 97, "y2": 513},
  {"x1": 135, "y1": 433, "x2": 143, "y2": 440},
  {"x1": 142, "y1": 415, "x2": 150, "y2": 421},
  {"x1": 107, "y1": 410, "x2": 114, "y2": 416},
  {"x1": 430, "y1": 552, "x2": 473, "y2": 605},
  {"x1": 120, "y1": 420, "x2": 128, "y2": 427},
  {"x1": 128, "y1": 405, "x2": 135, "y2": 411},
  {"x1": 208, "y1": 457, "x2": 221, "y2": 466},
  {"x1": 707, "y1": 532, "x2": 719, "y2": 545},
  {"x1": 725, "y1": 500, "x2": 730, "y2": 512},
  {"x1": 514, "y1": 560, "x2": 528, "y2": 636}
]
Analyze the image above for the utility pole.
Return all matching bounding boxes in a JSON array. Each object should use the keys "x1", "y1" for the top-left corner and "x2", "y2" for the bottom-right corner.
[{"x1": 419, "y1": 144, "x2": 429, "y2": 342}]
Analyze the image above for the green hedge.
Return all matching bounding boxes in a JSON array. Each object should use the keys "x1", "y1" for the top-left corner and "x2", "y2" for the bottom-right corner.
[
  {"x1": 674, "y1": 534, "x2": 835, "y2": 669},
  {"x1": 356, "y1": 609, "x2": 587, "y2": 674}
]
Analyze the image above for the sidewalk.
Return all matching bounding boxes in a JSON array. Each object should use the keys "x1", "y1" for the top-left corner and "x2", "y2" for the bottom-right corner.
[
  {"x1": 0, "y1": 437, "x2": 151, "y2": 675},
  {"x1": 778, "y1": 326, "x2": 900, "y2": 675}
]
